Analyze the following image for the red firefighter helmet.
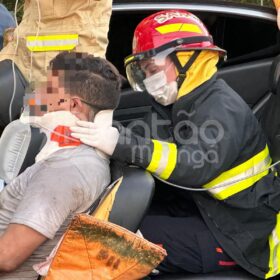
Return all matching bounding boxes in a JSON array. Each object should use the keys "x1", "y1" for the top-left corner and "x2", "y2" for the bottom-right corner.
[{"x1": 125, "y1": 10, "x2": 226, "y2": 91}]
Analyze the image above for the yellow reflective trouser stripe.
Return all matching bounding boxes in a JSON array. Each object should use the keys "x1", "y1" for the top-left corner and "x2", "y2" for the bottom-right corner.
[
  {"x1": 26, "y1": 34, "x2": 78, "y2": 52},
  {"x1": 156, "y1": 23, "x2": 202, "y2": 34},
  {"x1": 266, "y1": 213, "x2": 280, "y2": 278},
  {"x1": 146, "y1": 140, "x2": 177, "y2": 180},
  {"x1": 204, "y1": 145, "x2": 271, "y2": 200}
]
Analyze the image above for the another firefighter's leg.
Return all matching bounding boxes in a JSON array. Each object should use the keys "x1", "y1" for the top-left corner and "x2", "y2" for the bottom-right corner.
[
  {"x1": 0, "y1": 59, "x2": 27, "y2": 132},
  {"x1": 140, "y1": 215, "x2": 238, "y2": 274}
]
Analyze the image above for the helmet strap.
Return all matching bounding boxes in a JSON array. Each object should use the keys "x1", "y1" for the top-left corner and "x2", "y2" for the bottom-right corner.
[{"x1": 170, "y1": 50, "x2": 201, "y2": 89}]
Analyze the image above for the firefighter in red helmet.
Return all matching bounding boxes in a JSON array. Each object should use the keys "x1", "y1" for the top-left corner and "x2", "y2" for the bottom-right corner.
[
  {"x1": 71, "y1": 10, "x2": 280, "y2": 278},
  {"x1": 125, "y1": 9, "x2": 226, "y2": 100}
]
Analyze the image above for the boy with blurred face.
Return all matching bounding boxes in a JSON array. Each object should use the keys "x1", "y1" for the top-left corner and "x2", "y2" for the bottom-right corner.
[{"x1": 0, "y1": 52, "x2": 121, "y2": 279}]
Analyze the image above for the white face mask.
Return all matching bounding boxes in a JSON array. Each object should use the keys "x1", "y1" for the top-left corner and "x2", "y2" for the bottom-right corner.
[{"x1": 143, "y1": 71, "x2": 178, "y2": 106}]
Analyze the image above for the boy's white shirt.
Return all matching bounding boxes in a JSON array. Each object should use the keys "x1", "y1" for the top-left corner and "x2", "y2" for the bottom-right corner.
[
  {"x1": 21, "y1": 109, "x2": 114, "y2": 161},
  {"x1": 20, "y1": 111, "x2": 80, "y2": 162},
  {"x1": 19, "y1": 110, "x2": 112, "y2": 276}
]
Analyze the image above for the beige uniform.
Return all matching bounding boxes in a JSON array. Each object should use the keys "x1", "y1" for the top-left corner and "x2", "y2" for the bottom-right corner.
[{"x1": 0, "y1": 0, "x2": 112, "y2": 82}]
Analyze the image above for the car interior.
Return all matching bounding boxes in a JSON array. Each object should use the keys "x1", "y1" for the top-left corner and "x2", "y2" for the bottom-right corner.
[
  {"x1": 0, "y1": 48, "x2": 279, "y2": 280},
  {"x1": 0, "y1": 4, "x2": 280, "y2": 280},
  {"x1": 0, "y1": 54, "x2": 279, "y2": 280}
]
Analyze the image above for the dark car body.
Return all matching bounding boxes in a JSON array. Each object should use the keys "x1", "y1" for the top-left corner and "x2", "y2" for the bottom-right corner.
[
  {"x1": 109, "y1": 0, "x2": 279, "y2": 118},
  {"x1": 108, "y1": 1, "x2": 280, "y2": 279}
]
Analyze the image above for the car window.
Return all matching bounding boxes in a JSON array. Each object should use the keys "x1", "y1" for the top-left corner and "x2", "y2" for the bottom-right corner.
[
  {"x1": 107, "y1": 9, "x2": 278, "y2": 77},
  {"x1": 223, "y1": 0, "x2": 274, "y2": 8}
]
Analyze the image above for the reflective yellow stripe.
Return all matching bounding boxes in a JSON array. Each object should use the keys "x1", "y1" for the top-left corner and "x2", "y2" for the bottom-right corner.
[
  {"x1": 155, "y1": 142, "x2": 170, "y2": 176},
  {"x1": 146, "y1": 140, "x2": 177, "y2": 180},
  {"x1": 160, "y1": 143, "x2": 177, "y2": 180},
  {"x1": 266, "y1": 213, "x2": 280, "y2": 278},
  {"x1": 212, "y1": 161, "x2": 270, "y2": 200},
  {"x1": 146, "y1": 140, "x2": 163, "y2": 173},
  {"x1": 27, "y1": 45, "x2": 78, "y2": 52},
  {"x1": 26, "y1": 34, "x2": 78, "y2": 52},
  {"x1": 124, "y1": 55, "x2": 135, "y2": 65},
  {"x1": 205, "y1": 145, "x2": 270, "y2": 188},
  {"x1": 204, "y1": 145, "x2": 271, "y2": 200},
  {"x1": 156, "y1": 23, "x2": 202, "y2": 35},
  {"x1": 27, "y1": 34, "x2": 78, "y2": 41}
]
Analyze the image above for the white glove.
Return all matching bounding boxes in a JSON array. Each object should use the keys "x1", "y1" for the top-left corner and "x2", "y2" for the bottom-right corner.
[{"x1": 71, "y1": 121, "x2": 120, "y2": 156}]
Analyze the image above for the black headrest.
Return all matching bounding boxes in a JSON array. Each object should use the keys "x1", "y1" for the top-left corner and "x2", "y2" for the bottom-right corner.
[
  {"x1": 19, "y1": 127, "x2": 46, "y2": 175},
  {"x1": 0, "y1": 59, "x2": 27, "y2": 129}
]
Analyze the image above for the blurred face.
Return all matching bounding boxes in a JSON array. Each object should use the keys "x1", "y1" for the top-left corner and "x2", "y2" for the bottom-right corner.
[
  {"x1": 24, "y1": 70, "x2": 91, "y2": 121},
  {"x1": 24, "y1": 70, "x2": 70, "y2": 117}
]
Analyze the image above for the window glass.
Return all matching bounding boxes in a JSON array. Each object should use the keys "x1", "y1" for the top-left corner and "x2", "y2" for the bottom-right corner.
[{"x1": 222, "y1": 0, "x2": 274, "y2": 8}]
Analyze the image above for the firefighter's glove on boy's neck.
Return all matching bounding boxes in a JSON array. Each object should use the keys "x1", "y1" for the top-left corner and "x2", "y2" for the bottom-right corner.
[{"x1": 71, "y1": 111, "x2": 119, "y2": 156}]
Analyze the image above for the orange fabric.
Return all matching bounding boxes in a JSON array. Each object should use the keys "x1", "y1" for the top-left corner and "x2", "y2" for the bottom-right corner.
[
  {"x1": 274, "y1": 0, "x2": 280, "y2": 10},
  {"x1": 216, "y1": 247, "x2": 223, "y2": 253},
  {"x1": 93, "y1": 178, "x2": 123, "y2": 221},
  {"x1": 51, "y1": 126, "x2": 81, "y2": 147},
  {"x1": 45, "y1": 215, "x2": 167, "y2": 280}
]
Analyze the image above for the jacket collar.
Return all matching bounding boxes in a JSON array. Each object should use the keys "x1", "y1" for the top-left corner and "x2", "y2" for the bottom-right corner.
[{"x1": 172, "y1": 75, "x2": 217, "y2": 123}]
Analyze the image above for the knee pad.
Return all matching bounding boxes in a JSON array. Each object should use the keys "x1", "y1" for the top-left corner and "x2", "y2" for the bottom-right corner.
[{"x1": 0, "y1": 59, "x2": 27, "y2": 130}]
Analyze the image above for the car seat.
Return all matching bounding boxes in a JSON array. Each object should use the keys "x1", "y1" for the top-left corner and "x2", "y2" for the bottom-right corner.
[
  {"x1": 0, "y1": 120, "x2": 155, "y2": 232},
  {"x1": 0, "y1": 60, "x2": 27, "y2": 133}
]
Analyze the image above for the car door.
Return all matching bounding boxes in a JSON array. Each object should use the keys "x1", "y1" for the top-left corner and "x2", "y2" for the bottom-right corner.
[{"x1": 109, "y1": 1, "x2": 278, "y2": 125}]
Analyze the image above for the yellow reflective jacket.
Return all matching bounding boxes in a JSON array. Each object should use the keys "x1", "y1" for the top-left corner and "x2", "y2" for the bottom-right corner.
[{"x1": 0, "y1": 0, "x2": 112, "y2": 82}]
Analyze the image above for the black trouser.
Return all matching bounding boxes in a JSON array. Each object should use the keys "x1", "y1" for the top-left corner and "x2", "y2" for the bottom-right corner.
[
  {"x1": 0, "y1": 59, "x2": 27, "y2": 133},
  {"x1": 140, "y1": 189, "x2": 238, "y2": 274}
]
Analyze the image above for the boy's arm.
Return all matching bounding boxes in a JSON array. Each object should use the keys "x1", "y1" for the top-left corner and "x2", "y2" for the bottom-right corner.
[
  {"x1": 0, "y1": 224, "x2": 46, "y2": 272},
  {"x1": 0, "y1": 159, "x2": 93, "y2": 272}
]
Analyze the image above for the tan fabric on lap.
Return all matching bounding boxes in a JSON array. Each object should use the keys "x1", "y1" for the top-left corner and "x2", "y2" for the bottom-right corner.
[{"x1": 45, "y1": 215, "x2": 167, "y2": 280}]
